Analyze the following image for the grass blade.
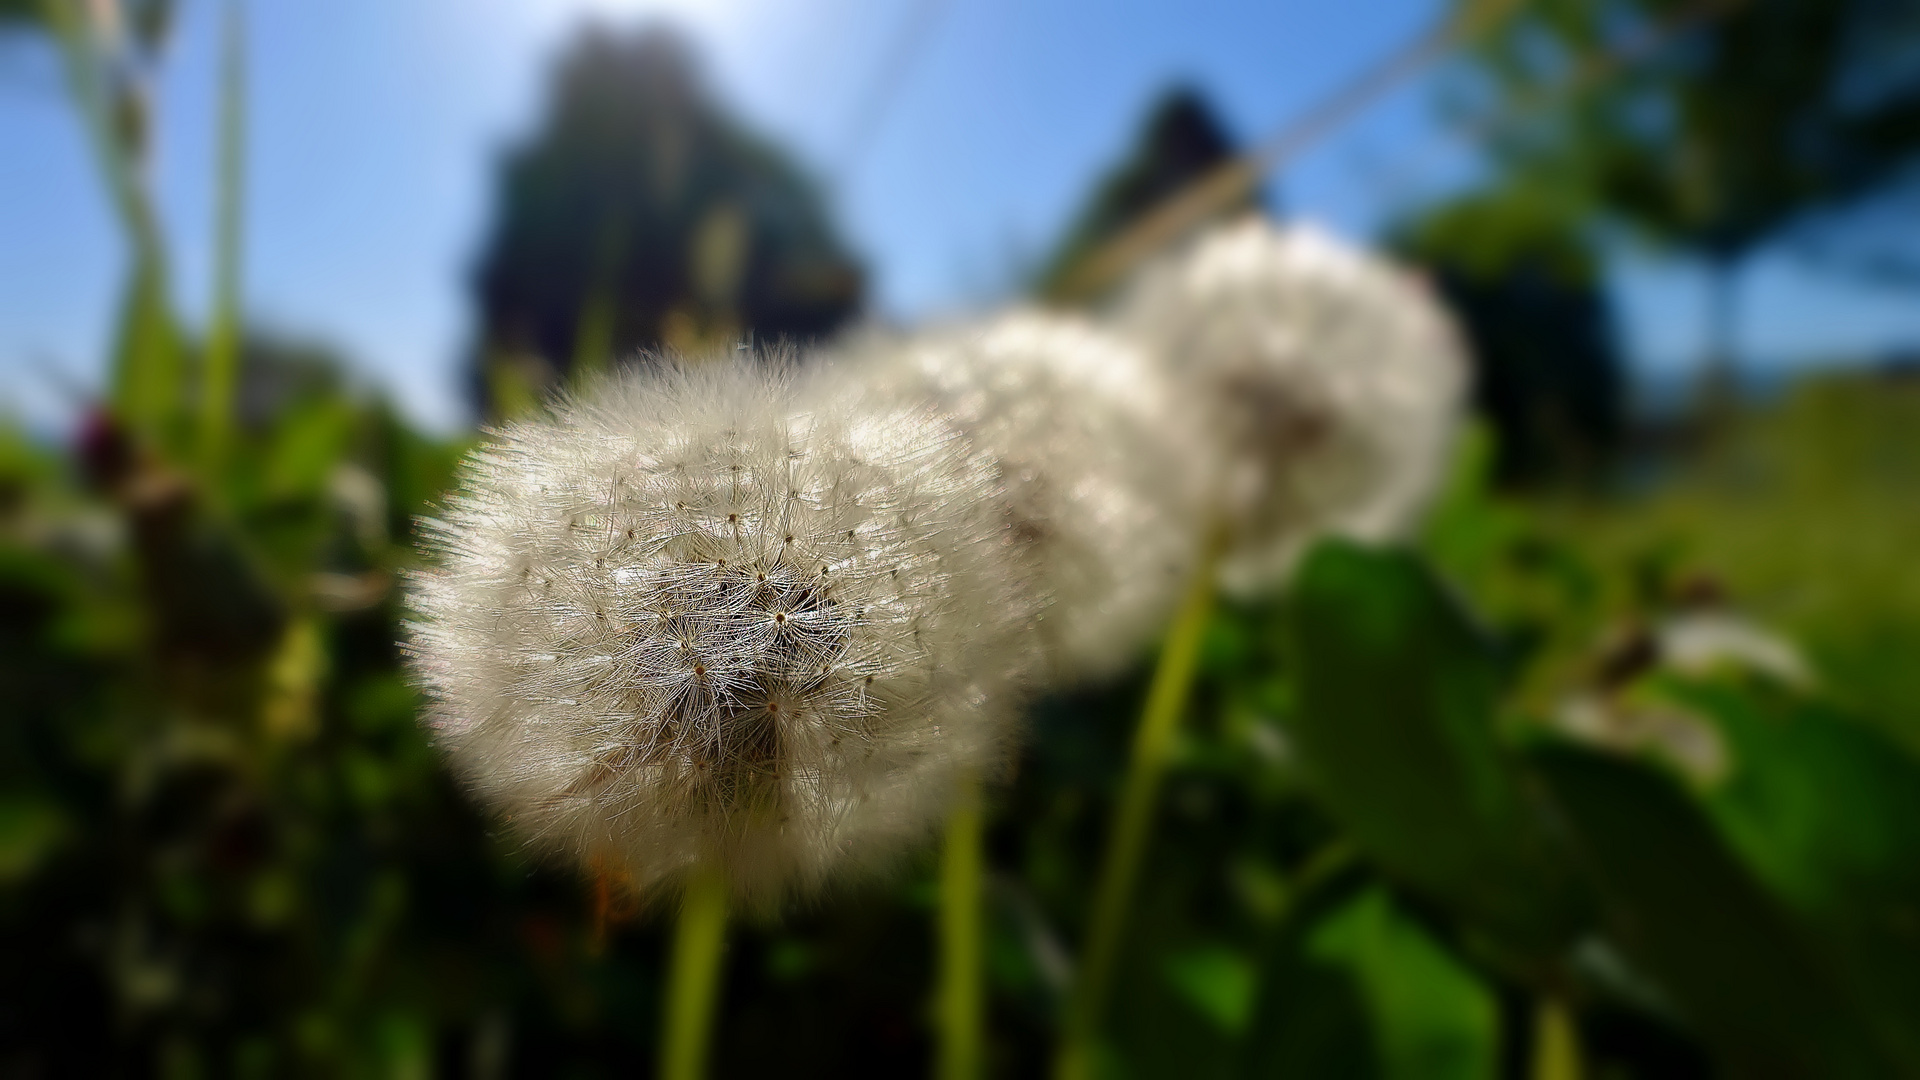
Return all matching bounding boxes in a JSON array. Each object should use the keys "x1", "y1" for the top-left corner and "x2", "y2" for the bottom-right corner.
[{"x1": 199, "y1": 0, "x2": 247, "y2": 474}]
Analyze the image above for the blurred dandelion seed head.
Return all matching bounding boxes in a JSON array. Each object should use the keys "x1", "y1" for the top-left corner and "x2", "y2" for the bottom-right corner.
[
  {"x1": 843, "y1": 309, "x2": 1214, "y2": 680},
  {"x1": 1120, "y1": 218, "x2": 1469, "y2": 592},
  {"x1": 405, "y1": 360, "x2": 1036, "y2": 904}
]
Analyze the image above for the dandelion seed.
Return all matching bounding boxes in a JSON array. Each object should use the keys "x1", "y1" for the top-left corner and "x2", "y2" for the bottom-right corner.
[
  {"x1": 839, "y1": 309, "x2": 1214, "y2": 680},
  {"x1": 1117, "y1": 217, "x2": 1468, "y2": 593},
  {"x1": 406, "y1": 360, "x2": 1037, "y2": 904}
]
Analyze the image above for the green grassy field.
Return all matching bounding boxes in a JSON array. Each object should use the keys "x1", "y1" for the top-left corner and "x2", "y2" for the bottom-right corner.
[{"x1": 1534, "y1": 373, "x2": 1920, "y2": 743}]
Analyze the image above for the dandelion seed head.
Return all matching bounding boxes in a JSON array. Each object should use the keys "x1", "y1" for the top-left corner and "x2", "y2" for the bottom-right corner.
[
  {"x1": 841, "y1": 310, "x2": 1213, "y2": 679},
  {"x1": 406, "y1": 360, "x2": 1035, "y2": 904},
  {"x1": 1119, "y1": 218, "x2": 1468, "y2": 592}
]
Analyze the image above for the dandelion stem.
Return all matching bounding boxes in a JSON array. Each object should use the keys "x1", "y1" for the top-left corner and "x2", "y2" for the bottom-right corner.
[
  {"x1": 1055, "y1": 539, "x2": 1221, "y2": 1080},
  {"x1": 938, "y1": 767, "x2": 986, "y2": 1080},
  {"x1": 660, "y1": 863, "x2": 729, "y2": 1080},
  {"x1": 1532, "y1": 996, "x2": 1583, "y2": 1080}
]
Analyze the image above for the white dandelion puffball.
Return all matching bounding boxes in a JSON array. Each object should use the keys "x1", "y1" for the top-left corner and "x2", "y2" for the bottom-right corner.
[
  {"x1": 1117, "y1": 217, "x2": 1468, "y2": 593},
  {"x1": 839, "y1": 309, "x2": 1214, "y2": 680},
  {"x1": 405, "y1": 361, "x2": 1037, "y2": 904}
]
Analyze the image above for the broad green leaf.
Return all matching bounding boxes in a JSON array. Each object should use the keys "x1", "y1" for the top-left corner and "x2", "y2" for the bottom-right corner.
[
  {"x1": 1163, "y1": 944, "x2": 1257, "y2": 1035},
  {"x1": 1659, "y1": 679, "x2": 1920, "y2": 1072},
  {"x1": 263, "y1": 398, "x2": 357, "y2": 499},
  {"x1": 111, "y1": 259, "x2": 186, "y2": 447},
  {"x1": 1530, "y1": 741, "x2": 1896, "y2": 1077},
  {"x1": 1244, "y1": 888, "x2": 1498, "y2": 1080},
  {"x1": 1313, "y1": 889, "x2": 1499, "y2": 1080},
  {"x1": 1241, "y1": 861, "x2": 1380, "y2": 1079},
  {"x1": 1242, "y1": 952, "x2": 1380, "y2": 1079},
  {"x1": 1280, "y1": 541, "x2": 1586, "y2": 958}
]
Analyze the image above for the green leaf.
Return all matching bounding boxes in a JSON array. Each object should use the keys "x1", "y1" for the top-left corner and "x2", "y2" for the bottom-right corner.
[
  {"x1": 1280, "y1": 541, "x2": 1586, "y2": 958},
  {"x1": 1242, "y1": 950, "x2": 1380, "y2": 1079},
  {"x1": 262, "y1": 398, "x2": 356, "y2": 499},
  {"x1": 0, "y1": 797, "x2": 67, "y2": 882},
  {"x1": 1660, "y1": 679, "x2": 1920, "y2": 1072},
  {"x1": 1530, "y1": 741, "x2": 1896, "y2": 1077},
  {"x1": 111, "y1": 258, "x2": 185, "y2": 446},
  {"x1": 1244, "y1": 887, "x2": 1499, "y2": 1080},
  {"x1": 1313, "y1": 889, "x2": 1499, "y2": 1080},
  {"x1": 1163, "y1": 944, "x2": 1257, "y2": 1035}
]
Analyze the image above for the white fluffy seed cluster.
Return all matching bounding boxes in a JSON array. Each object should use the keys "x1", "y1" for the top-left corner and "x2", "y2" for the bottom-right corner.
[
  {"x1": 407, "y1": 218, "x2": 1468, "y2": 902},
  {"x1": 838, "y1": 310, "x2": 1213, "y2": 680},
  {"x1": 1116, "y1": 217, "x2": 1468, "y2": 593},
  {"x1": 406, "y1": 363, "x2": 1036, "y2": 903}
]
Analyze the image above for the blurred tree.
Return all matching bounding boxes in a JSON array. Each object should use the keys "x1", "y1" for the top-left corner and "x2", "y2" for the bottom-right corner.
[
  {"x1": 468, "y1": 25, "x2": 864, "y2": 417},
  {"x1": 1034, "y1": 86, "x2": 1258, "y2": 299},
  {"x1": 1396, "y1": 188, "x2": 1627, "y2": 486},
  {"x1": 1458, "y1": 0, "x2": 1920, "y2": 390},
  {"x1": 0, "y1": 0, "x2": 171, "y2": 37}
]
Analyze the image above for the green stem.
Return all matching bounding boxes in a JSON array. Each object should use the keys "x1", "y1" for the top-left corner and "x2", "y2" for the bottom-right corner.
[
  {"x1": 660, "y1": 863, "x2": 729, "y2": 1080},
  {"x1": 939, "y1": 768, "x2": 986, "y2": 1080},
  {"x1": 200, "y1": 0, "x2": 247, "y2": 474},
  {"x1": 43, "y1": 0, "x2": 183, "y2": 441},
  {"x1": 42, "y1": 0, "x2": 156, "y2": 260},
  {"x1": 1055, "y1": 543, "x2": 1221, "y2": 1080},
  {"x1": 1532, "y1": 996, "x2": 1582, "y2": 1080}
]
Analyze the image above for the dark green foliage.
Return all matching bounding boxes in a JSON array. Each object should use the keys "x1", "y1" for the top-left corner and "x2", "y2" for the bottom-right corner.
[
  {"x1": 1531, "y1": 741, "x2": 1896, "y2": 1077},
  {"x1": 1454, "y1": 0, "x2": 1920, "y2": 382},
  {"x1": 1659, "y1": 679, "x2": 1920, "y2": 1071},
  {"x1": 1280, "y1": 542, "x2": 1589, "y2": 962},
  {"x1": 1245, "y1": 884, "x2": 1500, "y2": 1080},
  {"x1": 9, "y1": 9, "x2": 1920, "y2": 1072},
  {"x1": 469, "y1": 25, "x2": 864, "y2": 412},
  {"x1": 10, "y1": 350, "x2": 1920, "y2": 1074},
  {"x1": 1464, "y1": 0, "x2": 1920, "y2": 266},
  {"x1": 1233, "y1": 537, "x2": 1920, "y2": 1078}
]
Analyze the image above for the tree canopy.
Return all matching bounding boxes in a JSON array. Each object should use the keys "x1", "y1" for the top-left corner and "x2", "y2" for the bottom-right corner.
[
  {"x1": 1396, "y1": 188, "x2": 1627, "y2": 485},
  {"x1": 1460, "y1": 0, "x2": 1920, "y2": 269},
  {"x1": 468, "y1": 26, "x2": 864, "y2": 414}
]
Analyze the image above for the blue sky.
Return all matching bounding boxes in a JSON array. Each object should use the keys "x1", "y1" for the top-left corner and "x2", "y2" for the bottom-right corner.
[{"x1": 2, "y1": 0, "x2": 1916, "y2": 432}]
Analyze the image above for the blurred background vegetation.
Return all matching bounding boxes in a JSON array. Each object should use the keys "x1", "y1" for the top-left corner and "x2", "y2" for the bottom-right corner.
[{"x1": 3, "y1": 0, "x2": 1919, "y2": 1076}]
